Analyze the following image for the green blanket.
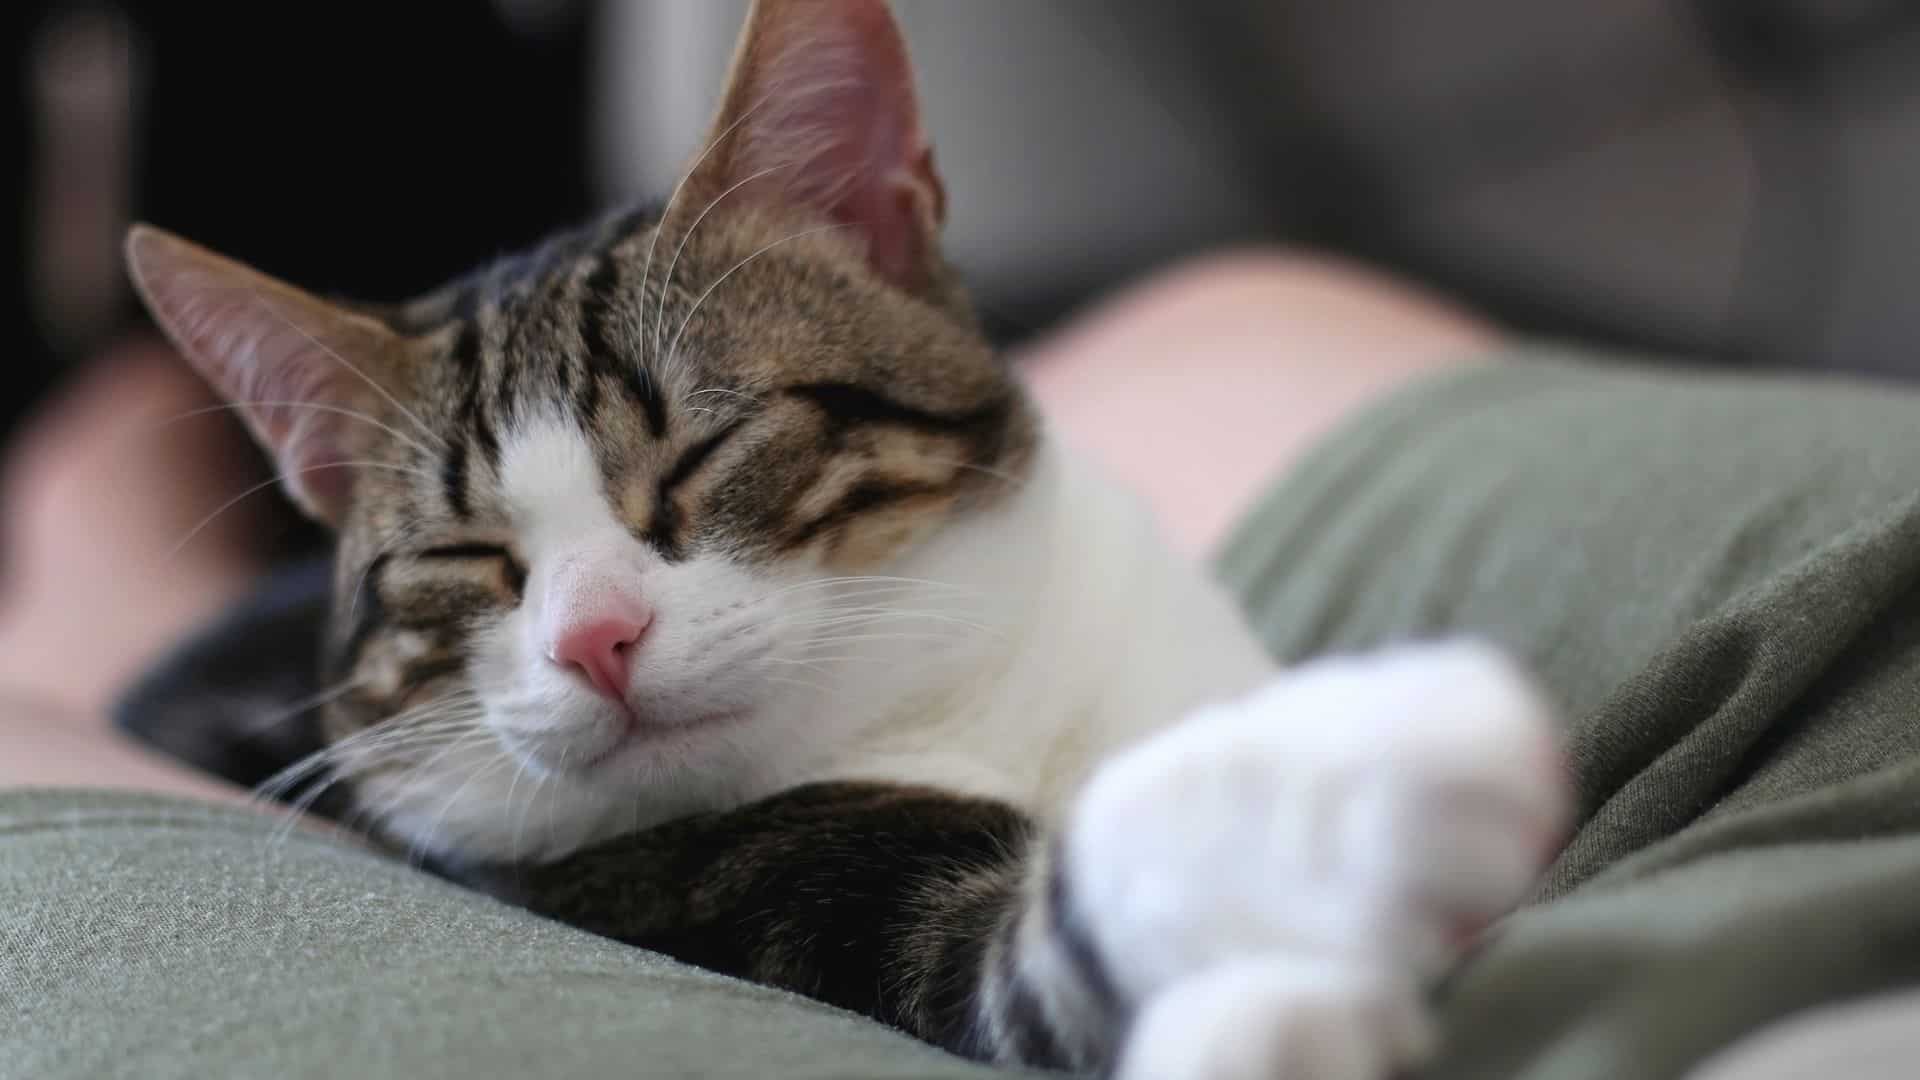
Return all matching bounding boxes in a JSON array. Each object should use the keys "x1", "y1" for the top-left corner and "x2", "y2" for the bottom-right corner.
[
  {"x1": 8, "y1": 352, "x2": 1920, "y2": 1077},
  {"x1": 1220, "y1": 354, "x2": 1920, "y2": 1078}
]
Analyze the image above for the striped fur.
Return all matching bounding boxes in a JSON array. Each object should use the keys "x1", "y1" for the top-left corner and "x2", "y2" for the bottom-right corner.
[{"x1": 453, "y1": 783, "x2": 1129, "y2": 1072}]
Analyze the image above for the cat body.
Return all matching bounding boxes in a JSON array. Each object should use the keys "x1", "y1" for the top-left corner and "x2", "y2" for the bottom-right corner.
[{"x1": 121, "y1": 2, "x2": 1568, "y2": 1076}]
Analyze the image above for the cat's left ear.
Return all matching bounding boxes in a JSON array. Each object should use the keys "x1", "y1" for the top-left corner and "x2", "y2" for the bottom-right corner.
[
  {"x1": 683, "y1": 0, "x2": 947, "y2": 291},
  {"x1": 124, "y1": 225, "x2": 410, "y2": 527}
]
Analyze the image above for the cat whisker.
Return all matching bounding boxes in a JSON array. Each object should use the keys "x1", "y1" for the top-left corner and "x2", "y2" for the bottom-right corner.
[
  {"x1": 653, "y1": 162, "x2": 798, "y2": 385},
  {"x1": 544, "y1": 745, "x2": 572, "y2": 857},
  {"x1": 916, "y1": 456, "x2": 1029, "y2": 491},
  {"x1": 779, "y1": 619, "x2": 995, "y2": 644},
  {"x1": 408, "y1": 751, "x2": 515, "y2": 868},
  {"x1": 641, "y1": 91, "x2": 777, "y2": 359},
  {"x1": 234, "y1": 400, "x2": 441, "y2": 460},
  {"x1": 775, "y1": 652, "x2": 935, "y2": 669},
  {"x1": 265, "y1": 765, "x2": 359, "y2": 850},
  {"x1": 782, "y1": 608, "x2": 999, "y2": 636},
  {"x1": 236, "y1": 677, "x2": 366, "y2": 736},
  {"x1": 247, "y1": 290, "x2": 446, "y2": 449},
  {"x1": 166, "y1": 460, "x2": 439, "y2": 562},
  {"x1": 261, "y1": 714, "x2": 490, "y2": 850},
  {"x1": 666, "y1": 225, "x2": 855, "y2": 377},
  {"x1": 799, "y1": 632, "x2": 986, "y2": 654},
  {"x1": 759, "y1": 574, "x2": 980, "y2": 598},
  {"x1": 680, "y1": 386, "x2": 764, "y2": 410},
  {"x1": 250, "y1": 701, "x2": 486, "y2": 803},
  {"x1": 759, "y1": 673, "x2": 837, "y2": 697},
  {"x1": 775, "y1": 603, "x2": 992, "y2": 626},
  {"x1": 508, "y1": 751, "x2": 544, "y2": 864},
  {"x1": 118, "y1": 400, "x2": 440, "y2": 463}
]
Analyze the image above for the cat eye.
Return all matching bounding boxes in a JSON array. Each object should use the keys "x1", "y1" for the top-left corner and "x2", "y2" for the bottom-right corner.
[
  {"x1": 644, "y1": 421, "x2": 748, "y2": 556},
  {"x1": 416, "y1": 543, "x2": 528, "y2": 598},
  {"x1": 662, "y1": 421, "x2": 747, "y2": 494}
]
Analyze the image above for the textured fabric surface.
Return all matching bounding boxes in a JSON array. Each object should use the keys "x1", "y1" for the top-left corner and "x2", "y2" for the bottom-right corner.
[
  {"x1": 0, "y1": 791, "x2": 1020, "y2": 1079},
  {"x1": 1220, "y1": 352, "x2": 1920, "y2": 1079},
  {"x1": 10, "y1": 352, "x2": 1920, "y2": 1077}
]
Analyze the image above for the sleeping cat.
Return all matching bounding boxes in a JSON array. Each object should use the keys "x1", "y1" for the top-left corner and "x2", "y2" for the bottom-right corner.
[{"x1": 119, "y1": 1, "x2": 1568, "y2": 1076}]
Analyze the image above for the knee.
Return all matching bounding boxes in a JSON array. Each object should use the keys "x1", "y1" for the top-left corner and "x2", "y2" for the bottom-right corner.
[
  {"x1": 1015, "y1": 249, "x2": 1499, "y2": 557},
  {"x1": 1022, "y1": 249, "x2": 1497, "y2": 382}
]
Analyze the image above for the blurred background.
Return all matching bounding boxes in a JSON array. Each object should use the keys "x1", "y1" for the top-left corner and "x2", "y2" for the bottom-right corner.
[{"x1": 8, "y1": 0, "x2": 1920, "y2": 447}]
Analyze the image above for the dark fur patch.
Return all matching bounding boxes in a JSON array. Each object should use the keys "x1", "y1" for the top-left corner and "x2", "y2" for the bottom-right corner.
[{"x1": 454, "y1": 783, "x2": 1036, "y2": 1051}]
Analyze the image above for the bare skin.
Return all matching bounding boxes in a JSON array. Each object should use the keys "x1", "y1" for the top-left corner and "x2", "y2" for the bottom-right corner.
[
  {"x1": 1021, "y1": 252, "x2": 1496, "y2": 558},
  {"x1": 0, "y1": 338, "x2": 271, "y2": 802},
  {"x1": 0, "y1": 254, "x2": 1497, "y2": 795}
]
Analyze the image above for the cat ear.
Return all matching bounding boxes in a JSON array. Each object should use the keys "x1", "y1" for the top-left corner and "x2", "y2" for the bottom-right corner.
[
  {"x1": 685, "y1": 0, "x2": 947, "y2": 290},
  {"x1": 124, "y1": 225, "x2": 405, "y2": 526}
]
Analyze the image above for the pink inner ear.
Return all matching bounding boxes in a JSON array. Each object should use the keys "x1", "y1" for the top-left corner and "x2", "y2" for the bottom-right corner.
[
  {"x1": 128, "y1": 230, "x2": 369, "y2": 521},
  {"x1": 175, "y1": 284, "x2": 361, "y2": 513},
  {"x1": 717, "y1": 0, "x2": 946, "y2": 287}
]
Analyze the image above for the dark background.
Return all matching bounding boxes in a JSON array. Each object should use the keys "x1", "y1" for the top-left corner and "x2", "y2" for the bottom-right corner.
[{"x1": 10, "y1": 0, "x2": 1920, "y2": 443}]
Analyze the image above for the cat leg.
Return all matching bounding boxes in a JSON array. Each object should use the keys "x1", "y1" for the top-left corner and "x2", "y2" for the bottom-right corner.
[{"x1": 1053, "y1": 640, "x2": 1569, "y2": 1078}]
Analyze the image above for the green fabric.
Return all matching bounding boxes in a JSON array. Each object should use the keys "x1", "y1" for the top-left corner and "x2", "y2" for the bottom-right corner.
[
  {"x1": 10, "y1": 351, "x2": 1920, "y2": 1078},
  {"x1": 1219, "y1": 352, "x2": 1920, "y2": 1079},
  {"x1": 0, "y1": 791, "x2": 1020, "y2": 1079}
]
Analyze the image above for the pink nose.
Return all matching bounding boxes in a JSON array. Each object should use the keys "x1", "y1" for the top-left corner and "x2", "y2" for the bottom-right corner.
[{"x1": 549, "y1": 612, "x2": 651, "y2": 700}]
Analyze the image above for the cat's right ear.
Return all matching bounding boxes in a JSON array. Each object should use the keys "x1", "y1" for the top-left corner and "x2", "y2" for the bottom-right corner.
[
  {"x1": 124, "y1": 225, "x2": 406, "y2": 527},
  {"x1": 682, "y1": 0, "x2": 947, "y2": 293}
]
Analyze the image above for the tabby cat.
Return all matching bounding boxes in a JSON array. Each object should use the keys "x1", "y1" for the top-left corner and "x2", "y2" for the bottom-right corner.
[{"x1": 121, "y1": 2, "x2": 1568, "y2": 1076}]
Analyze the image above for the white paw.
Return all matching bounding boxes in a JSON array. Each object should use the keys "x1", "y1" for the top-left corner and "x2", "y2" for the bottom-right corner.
[
  {"x1": 1113, "y1": 959, "x2": 1432, "y2": 1080},
  {"x1": 1066, "y1": 640, "x2": 1568, "y2": 1074}
]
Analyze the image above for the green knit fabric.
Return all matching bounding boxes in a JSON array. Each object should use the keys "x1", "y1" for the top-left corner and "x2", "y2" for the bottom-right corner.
[
  {"x1": 0, "y1": 791, "x2": 1022, "y2": 1079},
  {"x1": 1219, "y1": 354, "x2": 1920, "y2": 1078}
]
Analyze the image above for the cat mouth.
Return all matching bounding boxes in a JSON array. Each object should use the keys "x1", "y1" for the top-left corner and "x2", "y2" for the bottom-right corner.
[{"x1": 571, "y1": 711, "x2": 747, "y2": 775}]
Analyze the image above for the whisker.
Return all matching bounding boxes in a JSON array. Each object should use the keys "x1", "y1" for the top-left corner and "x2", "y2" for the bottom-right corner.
[
  {"x1": 115, "y1": 400, "x2": 439, "y2": 462},
  {"x1": 666, "y1": 225, "x2": 855, "y2": 377},
  {"x1": 166, "y1": 460, "x2": 439, "y2": 561},
  {"x1": 799, "y1": 630, "x2": 987, "y2": 650},
  {"x1": 408, "y1": 751, "x2": 513, "y2": 868},
  {"x1": 679, "y1": 386, "x2": 764, "y2": 410},
  {"x1": 249, "y1": 702, "x2": 485, "y2": 802},
  {"x1": 642, "y1": 92, "x2": 777, "y2": 359},
  {"x1": 508, "y1": 754, "x2": 542, "y2": 864},
  {"x1": 267, "y1": 768, "x2": 354, "y2": 849},
  {"x1": 249, "y1": 291, "x2": 446, "y2": 449},
  {"x1": 653, "y1": 162, "x2": 797, "y2": 384},
  {"x1": 772, "y1": 604, "x2": 993, "y2": 626},
  {"x1": 236, "y1": 677, "x2": 365, "y2": 736},
  {"x1": 914, "y1": 455, "x2": 1029, "y2": 491},
  {"x1": 235, "y1": 400, "x2": 440, "y2": 459},
  {"x1": 760, "y1": 673, "x2": 837, "y2": 697},
  {"x1": 544, "y1": 746, "x2": 571, "y2": 856},
  {"x1": 755, "y1": 574, "x2": 979, "y2": 599}
]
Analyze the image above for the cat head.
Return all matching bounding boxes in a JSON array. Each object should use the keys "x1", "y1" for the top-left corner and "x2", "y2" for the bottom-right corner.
[{"x1": 125, "y1": 0, "x2": 1039, "y2": 862}]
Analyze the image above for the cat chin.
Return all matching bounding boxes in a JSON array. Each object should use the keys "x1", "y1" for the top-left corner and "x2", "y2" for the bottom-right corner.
[
  {"x1": 362, "y1": 713, "x2": 795, "y2": 865},
  {"x1": 568, "y1": 711, "x2": 755, "y2": 776}
]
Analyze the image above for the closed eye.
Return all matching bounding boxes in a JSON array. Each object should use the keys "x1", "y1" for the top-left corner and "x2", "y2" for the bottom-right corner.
[
  {"x1": 416, "y1": 543, "x2": 528, "y2": 598},
  {"x1": 646, "y1": 421, "x2": 748, "y2": 557},
  {"x1": 663, "y1": 420, "x2": 747, "y2": 494}
]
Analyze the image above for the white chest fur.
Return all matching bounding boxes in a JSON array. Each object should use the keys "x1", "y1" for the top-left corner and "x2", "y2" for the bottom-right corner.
[{"x1": 823, "y1": 437, "x2": 1277, "y2": 820}]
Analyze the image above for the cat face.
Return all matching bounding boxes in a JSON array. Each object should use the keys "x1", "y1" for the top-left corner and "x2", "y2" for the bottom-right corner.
[{"x1": 126, "y1": 0, "x2": 1038, "y2": 862}]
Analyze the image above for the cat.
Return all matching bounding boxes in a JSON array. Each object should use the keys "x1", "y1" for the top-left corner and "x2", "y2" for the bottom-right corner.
[{"x1": 119, "y1": 1, "x2": 1569, "y2": 1076}]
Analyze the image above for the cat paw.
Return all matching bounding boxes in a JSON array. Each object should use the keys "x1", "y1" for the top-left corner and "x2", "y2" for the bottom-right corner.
[
  {"x1": 1063, "y1": 641, "x2": 1568, "y2": 1073},
  {"x1": 1113, "y1": 959, "x2": 1432, "y2": 1080}
]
